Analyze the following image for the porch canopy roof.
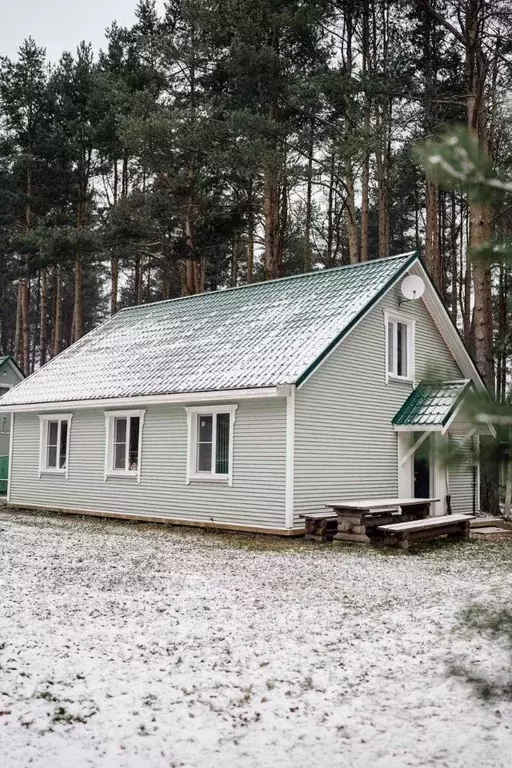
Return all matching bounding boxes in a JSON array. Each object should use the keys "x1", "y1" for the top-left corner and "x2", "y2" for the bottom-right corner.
[{"x1": 392, "y1": 379, "x2": 471, "y2": 432}]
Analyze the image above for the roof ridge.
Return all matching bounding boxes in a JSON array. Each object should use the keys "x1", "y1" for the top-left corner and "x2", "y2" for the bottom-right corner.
[{"x1": 119, "y1": 251, "x2": 418, "y2": 314}]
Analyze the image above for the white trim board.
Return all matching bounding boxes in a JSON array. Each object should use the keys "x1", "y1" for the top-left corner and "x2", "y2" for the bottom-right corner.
[
  {"x1": 285, "y1": 387, "x2": 295, "y2": 529},
  {"x1": 0, "y1": 386, "x2": 282, "y2": 414}
]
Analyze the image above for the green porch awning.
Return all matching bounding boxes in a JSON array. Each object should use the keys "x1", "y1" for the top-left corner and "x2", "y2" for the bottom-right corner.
[{"x1": 392, "y1": 380, "x2": 471, "y2": 431}]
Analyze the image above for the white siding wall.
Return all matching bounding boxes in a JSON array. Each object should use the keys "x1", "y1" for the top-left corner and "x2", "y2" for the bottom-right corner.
[
  {"x1": 293, "y1": 284, "x2": 463, "y2": 526},
  {"x1": 0, "y1": 364, "x2": 24, "y2": 458},
  {"x1": 10, "y1": 398, "x2": 287, "y2": 530},
  {"x1": 448, "y1": 414, "x2": 477, "y2": 515}
]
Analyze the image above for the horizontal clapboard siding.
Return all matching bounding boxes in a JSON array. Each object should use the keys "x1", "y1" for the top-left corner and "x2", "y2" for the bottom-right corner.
[
  {"x1": 10, "y1": 399, "x2": 287, "y2": 530},
  {"x1": 293, "y1": 284, "x2": 462, "y2": 526},
  {"x1": 448, "y1": 414, "x2": 477, "y2": 515}
]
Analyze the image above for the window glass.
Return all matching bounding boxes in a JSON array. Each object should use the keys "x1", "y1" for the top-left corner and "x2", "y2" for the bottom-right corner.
[
  {"x1": 216, "y1": 413, "x2": 230, "y2": 474},
  {"x1": 59, "y1": 420, "x2": 68, "y2": 469},
  {"x1": 197, "y1": 415, "x2": 213, "y2": 472},
  {"x1": 129, "y1": 416, "x2": 140, "y2": 470},
  {"x1": 114, "y1": 417, "x2": 127, "y2": 469},
  {"x1": 397, "y1": 322, "x2": 408, "y2": 376},
  {"x1": 47, "y1": 421, "x2": 59, "y2": 468}
]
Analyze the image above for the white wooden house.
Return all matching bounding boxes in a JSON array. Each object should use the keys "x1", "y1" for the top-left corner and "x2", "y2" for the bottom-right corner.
[{"x1": 0, "y1": 252, "x2": 490, "y2": 533}]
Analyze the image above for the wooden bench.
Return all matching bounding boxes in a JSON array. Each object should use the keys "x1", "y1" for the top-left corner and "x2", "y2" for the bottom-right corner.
[
  {"x1": 376, "y1": 514, "x2": 472, "y2": 551},
  {"x1": 299, "y1": 512, "x2": 339, "y2": 542}
]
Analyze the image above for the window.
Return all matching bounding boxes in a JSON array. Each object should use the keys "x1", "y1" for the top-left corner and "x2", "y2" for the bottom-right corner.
[
  {"x1": 104, "y1": 410, "x2": 145, "y2": 482},
  {"x1": 385, "y1": 312, "x2": 415, "y2": 381},
  {"x1": 38, "y1": 414, "x2": 73, "y2": 478},
  {"x1": 185, "y1": 405, "x2": 237, "y2": 485}
]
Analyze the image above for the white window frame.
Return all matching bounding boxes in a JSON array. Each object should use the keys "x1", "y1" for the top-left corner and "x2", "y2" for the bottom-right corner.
[
  {"x1": 384, "y1": 311, "x2": 415, "y2": 383},
  {"x1": 38, "y1": 414, "x2": 73, "y2": 479},
  {"x1": 185, "y1": 404, "x2": 237, "y2": 485},
  {"x1": 104, "y1": 409, "x2": 146, "y2": 483}
]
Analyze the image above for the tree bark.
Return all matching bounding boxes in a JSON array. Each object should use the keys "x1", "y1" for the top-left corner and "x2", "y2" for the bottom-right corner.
[
  {"x1": 263, "y1": 156, "x2": 281, "y2": 280},
  {"x1": 52, "y1": 265, "x2": 62, "y2": 357},
  {"x1": 39, "y1": 268, "x2": 47, "y2": 366},
  {"x1": 111, "y1": 256, "x2": 119, "y2": 315}
]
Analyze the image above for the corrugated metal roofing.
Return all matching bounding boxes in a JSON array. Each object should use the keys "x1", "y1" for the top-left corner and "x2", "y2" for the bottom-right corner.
[
  {"x1": 1, "y1": 252, "x2": 417, "y2": 406},
  {"x1": 392, "y1": 379, "x2": 471, "y2": 427}
]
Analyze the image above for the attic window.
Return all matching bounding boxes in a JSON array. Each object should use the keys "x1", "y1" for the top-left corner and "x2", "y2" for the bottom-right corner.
[
  {"x1": 385, "y1": 312, "x2": 415, "y2": 382},
  {"x1": 104, "y1": 410, "x2": 146, "y2": 482},
  {"x1": 185, "y1": 405, "x2": 238, "y2": 485},
  {"x1": 38, "y1": 414, "x2": 73, "y2": 479}
]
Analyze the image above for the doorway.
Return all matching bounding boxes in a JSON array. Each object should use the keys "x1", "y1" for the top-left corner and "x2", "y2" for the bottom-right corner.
[{"x1": 413, "y1": 441, "x2": 431, "y2": 498}]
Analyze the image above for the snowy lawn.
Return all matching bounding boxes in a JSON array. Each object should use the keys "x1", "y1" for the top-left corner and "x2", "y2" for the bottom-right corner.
[{"x1": 1, "y1": 509, "x2": 512, "y2": 768}]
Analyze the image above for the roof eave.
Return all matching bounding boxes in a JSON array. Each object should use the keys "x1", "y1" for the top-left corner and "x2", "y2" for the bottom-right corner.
[{"x1": 0, "y1": 385, "x2": 290, "y2": 413}]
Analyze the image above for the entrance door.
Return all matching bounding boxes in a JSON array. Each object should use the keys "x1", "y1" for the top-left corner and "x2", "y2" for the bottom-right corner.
[{"x1": 413, "y1": 434, "x2": 430, "y2": 498}]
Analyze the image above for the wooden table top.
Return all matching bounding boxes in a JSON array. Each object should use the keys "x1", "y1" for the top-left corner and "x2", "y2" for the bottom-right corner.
[{"x1": 326, "y1": 498, "x2": 440, "y2": 511}]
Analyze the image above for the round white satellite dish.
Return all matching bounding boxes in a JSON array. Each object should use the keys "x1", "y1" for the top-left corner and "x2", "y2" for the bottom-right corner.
[{"x1": 400, "y1": 274, "x2": 425, "y2": 301}]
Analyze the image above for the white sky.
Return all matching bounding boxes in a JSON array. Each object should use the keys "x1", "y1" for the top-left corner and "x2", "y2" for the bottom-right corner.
[{"x1": 1, "y1": 0, "x2": 164, "y2": 63}]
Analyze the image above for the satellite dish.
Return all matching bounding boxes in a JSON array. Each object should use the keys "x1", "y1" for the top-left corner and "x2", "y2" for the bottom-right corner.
[{"x1": 400, "y1": 274, "x2": 425, "y2": 301}]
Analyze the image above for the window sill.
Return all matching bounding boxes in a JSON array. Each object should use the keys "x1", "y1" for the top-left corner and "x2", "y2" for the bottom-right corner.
[
  {"x1": 188, "y1": 474, "x2": 231, "y2": 484},
  {"x1": 387, "y1": 374, "x2": 414, "y2": 384},
  {"x1": 105, "y1": 471, "x2": 139, "y2": 480},
  {"x1": 39, "y1": 468, "x2": 67, "y2": 476}
]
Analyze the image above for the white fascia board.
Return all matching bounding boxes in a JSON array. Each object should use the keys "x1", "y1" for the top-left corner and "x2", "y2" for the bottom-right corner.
[
  {"x1": 297, "y1": 255, "x2": 420, "y2": 390},
  {"x1": 0, "y1": 386, "x2": 282, "y2": 413},
  {"x1": 409, "y1": 262, "x2": 486, "y2": 391}
]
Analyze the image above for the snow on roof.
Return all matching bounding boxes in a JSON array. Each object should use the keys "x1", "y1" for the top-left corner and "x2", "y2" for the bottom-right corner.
[{"x1": 1, "y1": 252, "x2": 417, "y2": 406}]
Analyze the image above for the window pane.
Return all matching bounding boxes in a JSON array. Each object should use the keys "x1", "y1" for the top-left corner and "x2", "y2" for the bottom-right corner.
[
  {"x1": 215, "y1": 413, "x2": 230, "y2": 475},
  {"x1": 48, "y1": 421, "x2": 58, "y2": 447},
  {"x1": 129, "y1": 417, "x2": 140, "y2": 471},
  {"x1": 114, "y1": 442, "x2": 126, "y2": 470},
  {"x1": 198, "y1": 415, "x2": 213, "y2": 443},
  {"x1": 397, "y1": 323, "x2": 408, "y2": 376},
  {"x1": 197, "y1": 442, "x2": 212, "y2": 472},
  {"x1": 47, "y1": 445, "x2": 57, "y2": 468},
  {"x1": 115, "y1": 418, "x2": 127, "y2": 443},
  {"x1": 387, "y1": 322, "x2": 394, "y2": 373},
  {"x1": 59, "y1": 421, "x2": 68, "y2": 469}
]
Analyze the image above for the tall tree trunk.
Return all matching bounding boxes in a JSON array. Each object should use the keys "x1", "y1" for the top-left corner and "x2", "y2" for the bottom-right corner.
[
  {"x1": 326, "y1": 152, "x2": 336, "y2": 268},
  {"x1": 247, "y1": 180, "x2": 255, "y2": 284},
  {"x1": 263, "y1": 157, "x2": 281, "y2": 280},
  {"x1": 346, "y1": 164, "x2": 359, "y2": 264},
  {"x1": 72, "y1": 261, "x2": 84, "y2": 343},
  {"x1": 111, "y1": 257, "x2": 119, "y2": 315},
  {"x1": 425, "y1": 179, "x2": 440, "y2": 286},
  {"x1": 14, "y1": 281, "x2": 22, "y2": 366},
  {"x1": 20, "y1": 278, "x2": 30, "y2": 374},
  {"x1": 39, "y1": 268, "x2": 47, "y2": 366},
  {"x1": 360, "y1": 0, "x2": 371, "y2": 262},
  {"x1": 304, "y1": 119, "x2": 314, "y2": 273},
  {"x1": 52, "y1": 265, "x2": 62, "y2": 357},
  {"x1": 450, "y1": 191, "x2": 458, "y2": 323}
]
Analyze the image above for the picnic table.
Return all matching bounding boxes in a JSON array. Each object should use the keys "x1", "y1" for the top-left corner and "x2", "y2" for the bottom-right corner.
[{"x1": 328, "y1": 497, "x2": 439, "y2": 544}]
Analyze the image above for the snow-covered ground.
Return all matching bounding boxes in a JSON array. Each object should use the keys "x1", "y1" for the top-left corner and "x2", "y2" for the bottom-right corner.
[{"x1": 1, "y1": 509, "x2": 511, "y2": 768}]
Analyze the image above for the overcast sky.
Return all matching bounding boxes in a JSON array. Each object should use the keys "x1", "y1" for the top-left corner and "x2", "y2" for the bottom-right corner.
[{"x1": 1, "y1": 1, "x2": 163, "y2": 63}]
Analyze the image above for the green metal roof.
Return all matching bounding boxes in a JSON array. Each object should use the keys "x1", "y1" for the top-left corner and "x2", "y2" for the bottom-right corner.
[
  {"x1": 392, "y1": 380, "x2": 471, "y2": 428},
  {"x1": 1, "y1": 251, "x2": 418, "y2": 406}
]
